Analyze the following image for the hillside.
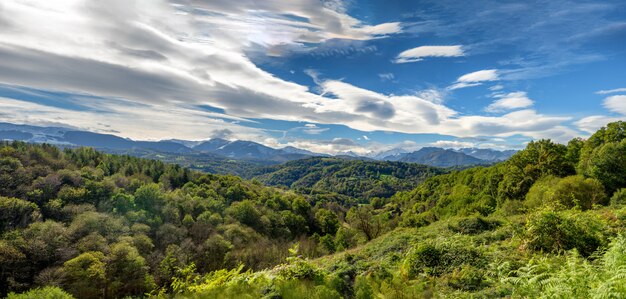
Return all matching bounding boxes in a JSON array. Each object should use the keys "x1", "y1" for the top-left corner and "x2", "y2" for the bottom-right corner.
[
  {"x1": 0, "y1": 142, "x2": 361, "y2": 298},
  {"x1": 143, "y1": 123, "x2": 626, "y2": 299},
  {"x1": 253, "y1": 157, "x2": 445, "y2": 200}
]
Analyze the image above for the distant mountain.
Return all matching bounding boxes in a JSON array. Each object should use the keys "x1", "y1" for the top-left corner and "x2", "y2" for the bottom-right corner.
[
  {"x1": 455, "y1": 148, "x2": 517, "y2": 162},
  {"x1": 281, "y1": 146, "x2": 326, "y2": 156},
  {"x1": 63, "y1": 131, "x2": 192, "y2": 153},
  {"x1": 0, "y1": 122, "x2": 321, "y2": 164},
  {"x1": 381, "y1": 147, "x2": 487, "y2": 167},
  {"x1": 193, "y1": 138, "x2": 231, "y2": 152},
  {"x1": 370, "y1": 148, "x2": 408, "y2": 160},
  {"x1": 192, "y1": 140, "x2": 322, "y2": 161},
  {"x1": 0, "y1": 122, "x2": 514, "y2": 169}
]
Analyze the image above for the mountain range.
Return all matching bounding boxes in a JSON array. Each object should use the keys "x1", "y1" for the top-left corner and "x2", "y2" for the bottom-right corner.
[{"x1": 0, "y1": 122, "x2": 516, "y2": 168}]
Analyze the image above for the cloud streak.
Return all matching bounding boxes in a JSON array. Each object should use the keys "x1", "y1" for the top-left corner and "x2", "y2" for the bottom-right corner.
[
  {"x1": 485, "y1": 92, "x2": 534, "y2": 113},
  {"x1": 395, "y1": 45, "x2": 464, "y2": 63}
]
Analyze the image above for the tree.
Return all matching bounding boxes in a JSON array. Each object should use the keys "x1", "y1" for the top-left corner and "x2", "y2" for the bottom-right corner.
[
  {"x1": 226, "y1": 200, "x2": 262, "y2": 230},
  {"x1": 346, "y1": 205, "x2": 382, "y2": 241},
  {"x1": 579, "y1": 140, "x2": 626, "y2": 195},
  {"x1": 526, "y1": 175, "x2": 607, "y2": 210},
  {"x1": 0, "y1": 197, "x2": 40, "y2": 231},
  {"x1": 105, "y1": 242, "x2": 152, "y2": 298},
  {"x1": 62, "y1": 251, "x2": 106, "y2": 299},
  {"x1": 315, "y1": 209, "x2": 339, "y2": 235},
  {"x1": 550, "y1": 176, "x2": 607, "y2": 209}
]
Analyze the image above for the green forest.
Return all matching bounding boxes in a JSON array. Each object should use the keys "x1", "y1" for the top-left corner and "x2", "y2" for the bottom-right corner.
[{"x1": 3, "y1": 121, "x2": 626, "y2": 298}]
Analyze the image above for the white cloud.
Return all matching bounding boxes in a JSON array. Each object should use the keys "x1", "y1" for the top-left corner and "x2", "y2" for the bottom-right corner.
[
  {"x1": 296, "y1": 123, "x2": 329, "y2": 135},
  {"x1": 576, "y1": 115, "x2": 624, "y2": 134},
  {"x1": 395, "y1": 45, "x2": 464, "y2": 63},
  {"x1": 603, "y1": 95, "x2": 626, "y2": 115},
  {"x1": 362, "y1": 135, "x2": 370, "y2": 140},
  {"x1": 489, "y1": 85, "x2": 504, "y2": 91},
  {"x1": 378, "y1": 73, "x2": 394, "y2": 81},
  {"x1": 431, "y1": 140, "x2": 475, "y2": 148},
  {"x1": 448, "y1": 69, "x2": 499, "y2": 90},
  {"x1": 596, "y1": 88, "x2": 626, "y2": 95},
  {"x1": 485, "y1": 91, "x2": 534, "y2": 112},
  {"x1": 458, "y1": 69, "x2": 500, "y2": 82},
  {"x1": 447, "y1": 82, "x2": 483, "y2": 90},
  {"x1": 0, "y1": 96, "x2": 267, "y2": 141}
]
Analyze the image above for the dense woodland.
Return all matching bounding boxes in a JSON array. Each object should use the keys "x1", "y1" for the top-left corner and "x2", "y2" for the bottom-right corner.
[
  {"x1": 4, "y1": 122, "x2": 626, "y2": 298},
  {"x1": 253, "y1": 157, "x2": 444, "y2": 200}
]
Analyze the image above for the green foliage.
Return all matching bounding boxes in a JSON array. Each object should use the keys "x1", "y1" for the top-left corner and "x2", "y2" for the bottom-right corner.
[
  {"x1": 402, "y1": 240, "x2": 485, "y2": 277},
  {"x1": 0, "y1": 142, "x2": 355, "y2": 296},
  {"x1": 315, "y1": 209, "x2": 340, "y2": 235},
  {"x1": 506, "y1": 234, "x2": 626, "y2": 298},
  {"x1": 255, "y1": 157, "x2": 444, "y2": 200},
  {"x1": 611, "y1": 188, "x2": 626, "y2": 206},
  {"x1": 347, "y1": 205, "x2": 383, "y2": 241},
  {"x1": 0, "y1": 196, "x2": 40, "y2": 230},
  {"x1": 526, "y1": 175, "x2": 606, "y2": 210},
  {"x1": 578, "y1": 121, "x2": 626, "y2": 195},
  {"x1": 524, "y1": 208, "x2": 608, "y2": 256},
  {"x1": 449, "y1": 216, "x2": 500, "y2": 235},
  {"x1": 62, "y1": 252, "x2": 106, "y2": 298},
  {"x1": 7, "y1": 287, "x2": 75, "y2": 299}
]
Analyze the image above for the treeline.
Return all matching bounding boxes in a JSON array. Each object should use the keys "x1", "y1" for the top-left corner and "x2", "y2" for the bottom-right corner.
[{"x1": 0, "y1": 142, "x2": 373, "y2": 298}]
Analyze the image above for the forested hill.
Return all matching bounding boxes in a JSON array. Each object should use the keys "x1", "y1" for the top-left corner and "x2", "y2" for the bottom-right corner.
[
  {"x1": 0, "y1": 142, "x2": 368, "y2": 298},
  {"x1": 252, "y1": 157, "x2": 445, "y2": 200}
]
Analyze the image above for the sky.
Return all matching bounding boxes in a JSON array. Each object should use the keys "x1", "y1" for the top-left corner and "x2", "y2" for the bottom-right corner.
[{"x1": 0, "y1": 0, "x2": 625, "y2": 155}]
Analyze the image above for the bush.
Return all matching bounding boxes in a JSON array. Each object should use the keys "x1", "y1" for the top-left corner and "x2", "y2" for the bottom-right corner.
[
  {"x1": 524, "y1": 209, "x2": 607, "y2": 256},
  {"x1": 8, "y1": 287, "x2": 74, "y2": 299},
  {"x1": 611, "y1": 188, "x2": 626, "y2": 206},
  {"x1": 402, "y1": 241, "x2": 485, "y2": 278},
  {"x1": 449, "y1": 216, "x2": 500, "y2": 235}
]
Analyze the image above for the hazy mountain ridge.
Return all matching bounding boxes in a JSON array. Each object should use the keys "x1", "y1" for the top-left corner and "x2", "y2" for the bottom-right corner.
[
  {"x1": 379, "y1": 146, "x2": 514, "y2": 167},
  {"x1": 0, "y1": 122, "x2": 516, "y2": 168}
]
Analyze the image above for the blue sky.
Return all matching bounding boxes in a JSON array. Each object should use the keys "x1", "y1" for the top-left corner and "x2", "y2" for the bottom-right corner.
[{"x1": 0, "y1": 0, "x2": 625, "y2": 154}]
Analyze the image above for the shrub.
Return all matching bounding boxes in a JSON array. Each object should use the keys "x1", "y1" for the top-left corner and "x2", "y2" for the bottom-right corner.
[
  {"x1": 611, "y1": 188, "x2": 626, "y2": 206},
  {"x1": 7, "y1": 286, "x2": 74, "y2": 299},
  {"x1": 524, "y1": 209, "x2": 607, "y2": 256},
  {"x1": 449, "y1": 216, "x2": 500, "y2": 235},
  {"x1": 402, "y1": 241, "x2": 485, "y2": 278}
]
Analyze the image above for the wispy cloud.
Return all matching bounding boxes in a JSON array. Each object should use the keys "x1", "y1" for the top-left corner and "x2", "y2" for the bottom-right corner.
[
  {"x1": 597, "y1": 88, "x2": 626, "y2": 95},
  {"x1": 448, "y1": 69, "x2": 499, "y2": 90},
  {"x1": 603, "y1": 95, "x2": 626, "y2": 115},
  {"x1": 458, "y1": 69, "x2": 499, "y2": 82},
  {"x1": 485, "y1": 92, "x2": 534, "y2": 113},
  {"x1": 378, "y1": 73, "x2": 395, "y2": 81},
  {"x1": 395, "y1": 45, "x2": 464, "y2": 63},
  {"x1": 431, "y1": 140, "x2": 474, "y2": 148}
]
